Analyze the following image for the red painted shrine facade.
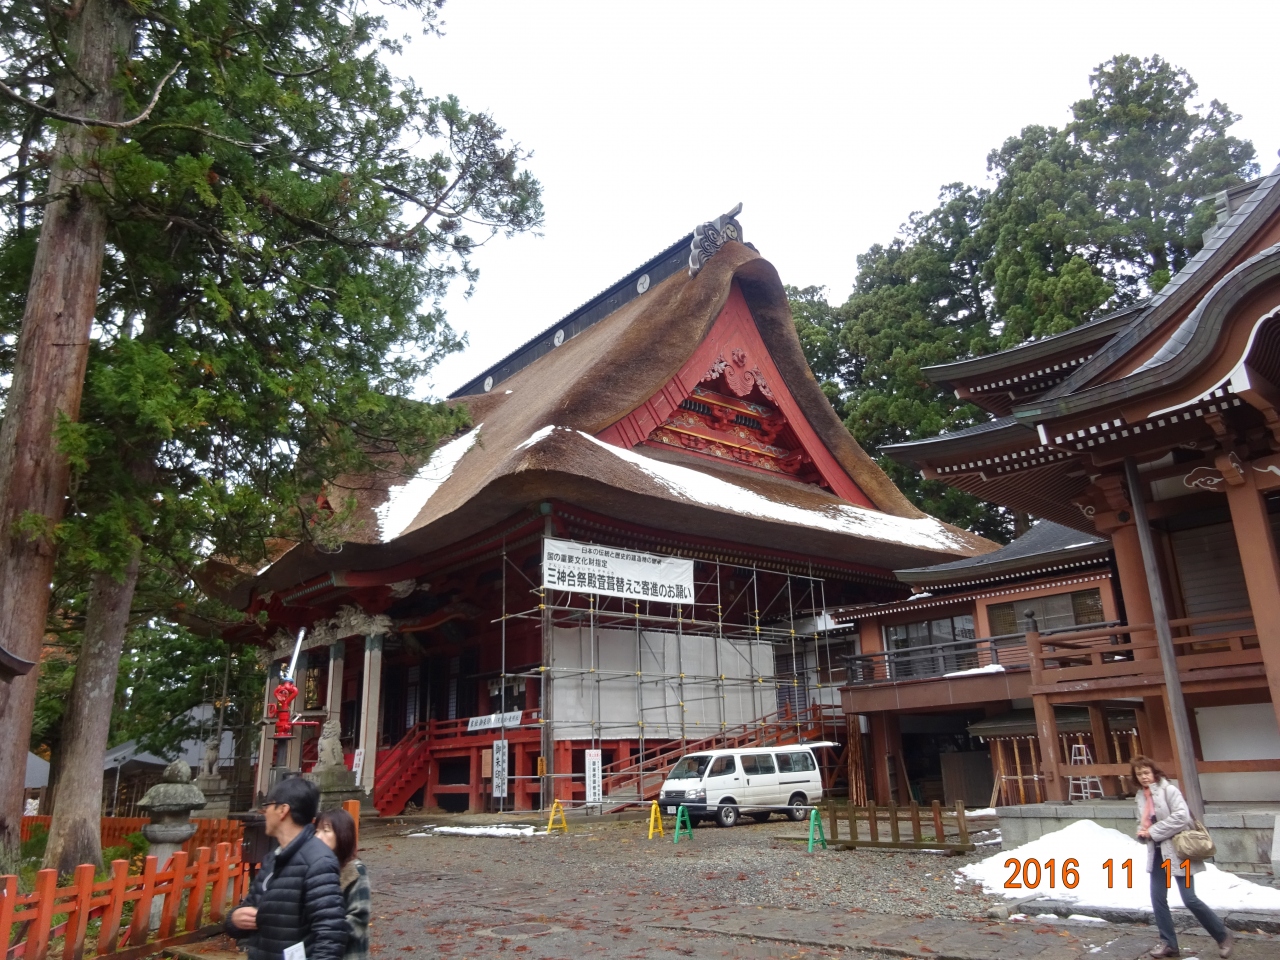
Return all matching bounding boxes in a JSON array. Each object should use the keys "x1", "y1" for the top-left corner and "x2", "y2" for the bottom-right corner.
[{"x1": 221, "y1": 215, "x2": 990, "y2": 815}]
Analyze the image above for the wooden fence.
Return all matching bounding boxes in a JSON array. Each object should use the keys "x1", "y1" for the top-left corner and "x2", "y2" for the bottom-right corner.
[
  {"x1": 1, "y1": 841, "x2": 249, "y2": 960},
  {"x1": 820, "y1": 799, "x2": 976, "y2": 852},
  {"x1": 19, "y1": 819, "x2": 244, "y2": 862}
]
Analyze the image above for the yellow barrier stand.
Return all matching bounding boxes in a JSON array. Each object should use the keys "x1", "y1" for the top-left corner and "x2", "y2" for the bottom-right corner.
[
  {"x1": 547, "y1": 799, "x2": 569, "y2": 834},
  {"x1": 647, "y1": 800, "x2": 665, "y2": 839}
]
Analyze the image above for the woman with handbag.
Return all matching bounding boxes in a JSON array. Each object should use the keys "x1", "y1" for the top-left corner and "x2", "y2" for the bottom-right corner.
[{"x1": 1132, "y1": 756, "x2": 1232, "y2": 958}]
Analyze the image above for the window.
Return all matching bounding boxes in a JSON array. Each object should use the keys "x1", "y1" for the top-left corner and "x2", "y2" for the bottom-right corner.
[
  {"x1": 669, "y1": 755, "x2": 712, "y2": 779},
  {"x1": 777, "y1": 751, "x2": 815, "y2": 773},
  {"x1": 987, "y1": 588, "x2": 1105, "y2": 636},
  {"x1": 883, "y1": 614, "x2": 976, "y2": 678},
  {"x1": 709, "y1": 756, "x2": 736, "y2": 777},
  {"x1": 740, "y1": 753, "x2": 775, "y2": 775}
]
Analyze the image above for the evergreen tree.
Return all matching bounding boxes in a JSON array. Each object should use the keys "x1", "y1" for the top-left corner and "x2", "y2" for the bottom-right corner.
[
  {"x1": 0, "y1": 0, "x2": 542, "y2": 866},
  {"x1": 794, "y1": 55, "x2": 1258, "y2": 540}
]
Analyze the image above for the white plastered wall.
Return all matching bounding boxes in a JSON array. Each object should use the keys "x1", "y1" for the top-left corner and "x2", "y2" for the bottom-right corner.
[{"x1": 1195, "y1": 703, "x2": 1280, "y2": 801}]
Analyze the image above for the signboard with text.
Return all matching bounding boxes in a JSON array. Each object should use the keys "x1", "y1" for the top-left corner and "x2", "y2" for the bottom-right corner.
[
  {"x1": 467, "y1": 710, "x2": 523, "y2": 732},
  {"x1": 585, "y1": 748, "x2": 602, "y2": 804},
  {"x1": 492, "y1": 740, "x2": 508, "y2": 799},
  {"x1": 543, "y1": 538, "x2": 694, "y2": 602}
]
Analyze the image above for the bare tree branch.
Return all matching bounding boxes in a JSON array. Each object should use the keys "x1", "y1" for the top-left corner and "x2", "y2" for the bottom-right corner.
[{"x1": 0, "y1": 61, "x2": 179, "y2": 130}]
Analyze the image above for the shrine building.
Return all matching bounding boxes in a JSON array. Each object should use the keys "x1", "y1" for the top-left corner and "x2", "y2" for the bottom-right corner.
[{"x1": 221, "y1": 207, "x2": 991, "y2": 815}]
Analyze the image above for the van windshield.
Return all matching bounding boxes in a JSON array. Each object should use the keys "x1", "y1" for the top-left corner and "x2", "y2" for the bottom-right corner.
[{"x1": 668, "y1": 755, "x2": 712, "y2": 779}]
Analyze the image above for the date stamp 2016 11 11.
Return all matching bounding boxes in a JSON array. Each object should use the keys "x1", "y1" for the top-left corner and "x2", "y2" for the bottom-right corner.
[{"x1": 1002, "y1": 857, "x2": 1194, "y2": 890}]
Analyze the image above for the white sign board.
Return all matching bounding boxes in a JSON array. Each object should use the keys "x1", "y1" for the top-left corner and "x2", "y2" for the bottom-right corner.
[
  {"x1": 351, "y1": 748, "x2": 365, "y2": 783},
  {"x1": 492, "y1": 740, "x2": 508, "y2": 799},
  {"x1": 543, "y1": 537, "x2": 695, "y2": 602},
  {"x1": 585, "y1": 748, "x2": 602, "y2": 804},
  {"x1": 467, "y1": 710, "x2": 524, "y2": 732}
]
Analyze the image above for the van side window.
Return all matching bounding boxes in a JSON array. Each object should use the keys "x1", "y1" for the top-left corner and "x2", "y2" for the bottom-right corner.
[
  {"x1": 785, "y1": 751, "x2": 815, "y2": 772},
  {"x1": 709, "y1": 756, "x2": 736, "y2": 777},
  {"x1": 741, "y1": 753, "x2": 775, "y2": 775}
]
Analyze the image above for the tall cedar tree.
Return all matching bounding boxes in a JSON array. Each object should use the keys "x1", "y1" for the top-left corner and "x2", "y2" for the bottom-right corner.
[
  {"x1": 0, "y1": 0, "x2": 542, "y2": 868},
  {"x1": 795, "y1": 55, "x2": 1257, "y2": 539}
]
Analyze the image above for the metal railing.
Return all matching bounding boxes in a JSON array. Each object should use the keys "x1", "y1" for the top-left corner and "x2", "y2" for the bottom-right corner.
[
  {"x1": 839, "y1": 618, "x2": 1130, "y2": 686},
  {"x1": 841, "y1": 631, "x2": 1031, "y2": 684}
]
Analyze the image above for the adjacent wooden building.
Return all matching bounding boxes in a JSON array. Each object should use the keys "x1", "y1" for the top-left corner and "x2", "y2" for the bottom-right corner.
[{"x1": 883, "y1": 168, "x2": 1280, "y2": 804}]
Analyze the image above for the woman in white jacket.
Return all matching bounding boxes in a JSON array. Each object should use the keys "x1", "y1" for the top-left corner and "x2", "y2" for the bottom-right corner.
[{"x1": 1131, "y1": 756, "x2": 1231, "y2": 958}]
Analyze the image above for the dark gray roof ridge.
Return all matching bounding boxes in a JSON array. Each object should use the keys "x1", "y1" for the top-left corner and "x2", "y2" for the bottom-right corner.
[
  {"x1": 921, "y1": 305, "x2": 1143, "y2": 384},
  {"x1": 895, "y1": 519, "x2": 1107, "y2": 586},
  {"x1": 880, "y1": 415, "x2": 1031, "y2": 459},
  {"x1": 1031, "y1": 164, "x2": 1280, "y2": 406},
  {"x1": 448, "y1": 232, "x2": 693, "y2": 398}
]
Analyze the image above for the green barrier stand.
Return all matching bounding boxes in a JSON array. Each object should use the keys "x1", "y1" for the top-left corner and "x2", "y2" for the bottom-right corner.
[
  {"x1": 807, "y1": 806, "x2": 827, "y2": 852},
  {"x1": 673, "y1": 804, "x2": 694, "y2": 844}
]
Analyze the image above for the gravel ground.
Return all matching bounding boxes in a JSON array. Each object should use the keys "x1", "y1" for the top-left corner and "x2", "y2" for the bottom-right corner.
[{"x1": 365, "y1": 813, "x2": 1006, "y2": 920}]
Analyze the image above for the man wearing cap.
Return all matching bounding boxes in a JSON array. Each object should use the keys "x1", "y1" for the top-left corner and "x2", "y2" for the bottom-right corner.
[{"x1": 227, "y1": 778, "x2": 346, "y2": 960}]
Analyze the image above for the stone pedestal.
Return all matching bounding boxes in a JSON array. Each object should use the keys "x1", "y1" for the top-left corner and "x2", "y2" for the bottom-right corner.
[
  {"x1": 303, "y1": 718, "x2": 373, "y2": 812},
  {"x1": 195, "y1": 775, "x2": 233, "y2": 818},
  {"x1": 138, "y1": 760, "x2": 207, "y2": 928}
]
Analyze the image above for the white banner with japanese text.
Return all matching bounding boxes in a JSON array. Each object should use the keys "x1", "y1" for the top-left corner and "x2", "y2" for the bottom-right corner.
[{"x1": 543, "y1": 538, "x2": 694, "y2": 602}]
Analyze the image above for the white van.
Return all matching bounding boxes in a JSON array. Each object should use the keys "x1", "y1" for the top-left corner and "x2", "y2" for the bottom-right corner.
[{"x1": 656, "y1": 742, "x2": 834, "y2": 827}]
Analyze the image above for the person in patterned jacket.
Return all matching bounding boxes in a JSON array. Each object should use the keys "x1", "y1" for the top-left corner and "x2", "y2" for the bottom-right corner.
[{"x1": 316, "y1": 808, "x2": 370, "y2": 960}]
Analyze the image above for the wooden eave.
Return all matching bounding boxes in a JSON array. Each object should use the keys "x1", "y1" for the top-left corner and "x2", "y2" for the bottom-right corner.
[
  {"x1": 923, "y1": 307, "x2": 1142, "y2": 416},
  {"x1": 1027, "y1": 166, "x2": 1280, "y2": 413}
]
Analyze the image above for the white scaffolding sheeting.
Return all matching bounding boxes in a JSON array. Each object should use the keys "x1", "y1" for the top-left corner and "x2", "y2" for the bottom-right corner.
[{"x1": 550, "y1": 626, "x2": 773, "y2": 740}]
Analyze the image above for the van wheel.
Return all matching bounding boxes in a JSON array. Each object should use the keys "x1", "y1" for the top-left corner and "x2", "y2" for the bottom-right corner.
[
  {"x1": 715, "y1": 803, "x2": 738, "y2": 827},
  {"x1": 750, "y1": 812, "x2": 771, "y2": 823},
  {"x1": 786, "y1": 793, "x2": 808, "y2": 821}
]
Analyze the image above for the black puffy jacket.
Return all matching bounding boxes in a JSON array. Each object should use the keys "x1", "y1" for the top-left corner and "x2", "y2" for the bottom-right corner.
[{"x1": 227, "y1": 825, "x2": 347, "y2": 960}]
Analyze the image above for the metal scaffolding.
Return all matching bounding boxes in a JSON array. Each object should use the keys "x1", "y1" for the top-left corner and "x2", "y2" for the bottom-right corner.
[{"x1": 494, "y1": 540, "x2": 849, "y2": 799}]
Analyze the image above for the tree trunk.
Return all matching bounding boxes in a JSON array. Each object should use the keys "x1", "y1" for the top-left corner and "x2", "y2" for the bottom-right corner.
[
  {"x1": 0, "y1": 0, "x2": 135, "y2": 851},
  {"x1": 43, "y1": 546, "x2": 142, "y2": 873}
]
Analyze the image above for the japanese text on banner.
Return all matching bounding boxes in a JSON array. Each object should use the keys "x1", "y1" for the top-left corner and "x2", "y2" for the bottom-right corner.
[{"x1": 542, "y1": 537, "x2": 694, "y2": 602}]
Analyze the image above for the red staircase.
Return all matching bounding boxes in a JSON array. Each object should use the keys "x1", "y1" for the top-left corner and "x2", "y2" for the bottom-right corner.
[
  {"x1": 373, "y1": 710, "x2": 539, "y2": 816},
  {"x1": 600, "y1": 703, "x2": 844, "y2": 809}
]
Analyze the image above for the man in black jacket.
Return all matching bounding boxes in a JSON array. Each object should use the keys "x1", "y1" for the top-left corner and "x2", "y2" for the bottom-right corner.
[{"x1": 228, "y1": 778, "x2": 347, "y2": 960}]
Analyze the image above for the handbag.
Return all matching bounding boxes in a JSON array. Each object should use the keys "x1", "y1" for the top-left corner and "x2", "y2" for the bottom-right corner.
[{"x1": 1171, "y1": 819, "x2": 1216, "y2": 860}]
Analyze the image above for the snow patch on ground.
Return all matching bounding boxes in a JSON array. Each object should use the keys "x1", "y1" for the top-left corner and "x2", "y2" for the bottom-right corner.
[
  {"x1": 508, "y1": 427, "x2": 972, "y2": 552},
  {"x1": 376, "y1": 425, "x2": 482, "y2": 541},
  {"x1": 944, "y1": 664, "x2": 1005, "y2": 678},
  {"x1": 967, "y1": 808, "x2": 998, "y2": 817},
  {"x1": 432, "y1": 824, "x2": 540, "y2": 838},
  {"x1": 958, "y1": 819, "x2": 1280, "y2": 913}
]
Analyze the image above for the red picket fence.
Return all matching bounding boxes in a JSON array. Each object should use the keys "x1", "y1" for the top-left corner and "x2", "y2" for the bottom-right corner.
[
  {"x1": 19, "y1": 819, "x2": 243, "y2": 861},
  {"x1": 1, "y1": 841, "x2": 248, "y2": 960}
]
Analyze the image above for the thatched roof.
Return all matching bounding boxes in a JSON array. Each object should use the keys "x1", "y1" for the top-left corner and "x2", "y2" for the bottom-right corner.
[{"x1": 243, "y1": 242, "x2": 992, "y2": 607}]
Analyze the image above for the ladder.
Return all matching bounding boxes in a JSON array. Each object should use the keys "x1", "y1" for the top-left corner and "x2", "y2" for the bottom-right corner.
[{"x1": 1067, "y1": 743, "x2": 1104, "y2": 800}]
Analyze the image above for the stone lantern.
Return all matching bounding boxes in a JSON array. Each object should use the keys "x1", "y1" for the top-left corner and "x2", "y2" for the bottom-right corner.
[{"x1": 138, "y1": 759, "x2": 207, "y2": 926}]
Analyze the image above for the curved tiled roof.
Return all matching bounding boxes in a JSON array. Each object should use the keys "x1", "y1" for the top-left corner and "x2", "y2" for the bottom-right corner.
[{"x1": 895, "y1": 520, "x2": 1107, "y2": 588}]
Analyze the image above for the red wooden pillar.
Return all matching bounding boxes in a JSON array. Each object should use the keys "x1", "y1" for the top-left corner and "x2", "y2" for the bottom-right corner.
[
  {"x1": 1225, "y1": 468, "x2": 1280, "y2": 734},
  {"x1": 1110, "y1": 520, "x2": 1175, "y2": 763}
]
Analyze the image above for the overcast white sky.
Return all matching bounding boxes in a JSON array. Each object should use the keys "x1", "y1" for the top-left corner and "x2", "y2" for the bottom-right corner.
[{"x1": 383, "y1": 2, "x2": 1280, "y2": 399}]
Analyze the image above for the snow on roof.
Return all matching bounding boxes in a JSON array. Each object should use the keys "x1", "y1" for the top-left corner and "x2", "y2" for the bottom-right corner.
[
  {"x1": 557, "y1": 428, "x2": 971, "y2": 552},
  {"x1": 376, "y1": 425, "x2": 483, "y2": 542}
]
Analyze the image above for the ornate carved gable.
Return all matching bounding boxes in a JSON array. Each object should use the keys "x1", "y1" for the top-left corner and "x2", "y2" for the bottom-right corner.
[{"x1": 598, "y1": 283, "x2": 873, "y2": 507}]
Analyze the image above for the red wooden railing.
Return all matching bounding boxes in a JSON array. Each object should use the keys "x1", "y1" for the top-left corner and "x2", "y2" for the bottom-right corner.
[
  {"x1": 19, "y1": 819, "x2": 243, "y2": 861},
  {"x1": 373, "y1": 709, "x2": 540, "y2": 815},
  {"x1": 1, "y1": 841, "x2": 248, "y2": 960}
]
